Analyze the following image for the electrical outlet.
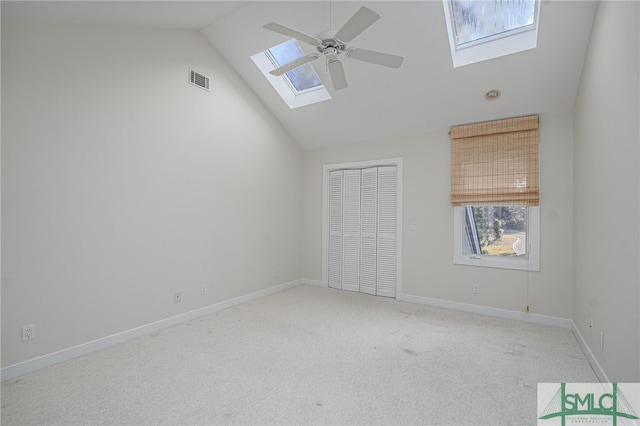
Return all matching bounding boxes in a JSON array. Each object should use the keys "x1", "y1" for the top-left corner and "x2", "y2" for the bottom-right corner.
[
  {"x1": 272, "y1": 269, "x2": 278, "y2": 278},
  {"x1": 201, "y1": 284, "x2": 207, "y2": 296},
  {"x1": 473, "y1": 284, "x2": 480, "y2": 294},
  {"x1": 22, "y1": 324, "x2": 35, "y2": 341},
  {"x1": 174, "y1": 292, "x2": 182, "y2": 303}
]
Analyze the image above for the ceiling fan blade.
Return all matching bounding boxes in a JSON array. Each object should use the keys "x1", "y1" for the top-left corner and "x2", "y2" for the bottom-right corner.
[
  {"x1": 328, "y1": 59, "x2": 348, "y2": 91},
  {"x1": 334, "y1": 6, "x2": 380, "y2": 43},
  {"x1": 264, "y1": 22, "x2": 322, "y2": 46},
  {"x1": 270, "y1": 53, "x2": 320, "y2": 76},
  {"x1": 346, "y1": 48, "x2": 404, "y2": 69}
]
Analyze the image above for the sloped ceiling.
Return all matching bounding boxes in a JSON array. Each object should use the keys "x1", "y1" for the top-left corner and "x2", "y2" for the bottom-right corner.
[{"x1": 3, "y1": 1, "x2": 598, "y2": 151}]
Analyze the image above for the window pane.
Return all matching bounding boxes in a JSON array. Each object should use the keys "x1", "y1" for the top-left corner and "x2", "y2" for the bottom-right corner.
[
  {"x1": 267, "y1": 39, "x2": 323, "y2": 92},
  {"x1": 464, "y1": 206, "x2": 527, "y2": 256},
  {"x1": 451, "y1": 0, "x2": 536, "y2": 46}
]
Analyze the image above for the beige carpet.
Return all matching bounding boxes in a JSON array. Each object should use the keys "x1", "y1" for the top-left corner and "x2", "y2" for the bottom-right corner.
[{"x1": 1, "y1": 285, "x2": 597, "y2": 425}]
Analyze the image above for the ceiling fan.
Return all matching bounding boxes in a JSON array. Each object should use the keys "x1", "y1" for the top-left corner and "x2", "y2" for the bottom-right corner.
[{"x1": 263, "y1": 6, "x2": 404, "y2": 91}]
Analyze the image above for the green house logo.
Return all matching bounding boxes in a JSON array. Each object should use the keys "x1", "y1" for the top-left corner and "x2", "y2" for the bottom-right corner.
[{"x1": 539, "y1": 383, "x2": 639, "y2": 425}]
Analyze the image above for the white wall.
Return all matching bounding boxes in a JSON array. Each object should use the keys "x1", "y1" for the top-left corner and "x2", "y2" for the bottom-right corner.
[
  {"x1": 1, "y1": 23, "x2": 303, "y2": 367},
  {"x1": 4, "y1": 2, "x2": 638, "y2": 385},
  {"x1": 302, "y1": 111, "x2": 575, "y2": 320},
  {"x1": 572, "y1": 1, "x2": 640, "y2": 382}
]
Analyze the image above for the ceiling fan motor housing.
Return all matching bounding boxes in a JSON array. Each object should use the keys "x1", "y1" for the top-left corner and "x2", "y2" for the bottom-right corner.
[
  {"x1": 316, "y1": 30, "x2": 346, "y2": 55},
  {"x1": 323, "y1": 46, "x2": 341, "y2": 60}
]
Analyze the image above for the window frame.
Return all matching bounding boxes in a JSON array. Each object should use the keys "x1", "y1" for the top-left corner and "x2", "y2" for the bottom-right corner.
[
  {"x1": 453, "y1": 205, "x2": 540, "y2": 271},
  {"x1": 442, "y1": 0, "x2": 541, "y2": 68},
  {"x1": 250, "y1": 40, "x2": 331, "y2": 109},
  {"x1": 265, "y1": 41, "x2": 324, "y2": 95}
]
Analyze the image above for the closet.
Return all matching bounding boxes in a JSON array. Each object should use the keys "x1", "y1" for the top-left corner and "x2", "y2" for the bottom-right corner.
[{"x1": 327, "y1": 166, "x2": 397, "y2": 297}]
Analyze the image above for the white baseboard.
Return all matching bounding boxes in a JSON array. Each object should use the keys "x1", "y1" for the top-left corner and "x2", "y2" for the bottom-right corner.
[
  {"x1": 2, "y1": 282, "x2": 597, "y2": 382},
  {"x1": 1, "y1": 279, "x2": 303, "y2": 382},
  {"x1": 302, "y1": 278, "x2": 325, "y2": 287},
  {"x1": 571, "y1": 320, "x2": 609, "y2": 383},
  {"x1": 397, "y1": 292, "x2": 572, "y2": 329}
]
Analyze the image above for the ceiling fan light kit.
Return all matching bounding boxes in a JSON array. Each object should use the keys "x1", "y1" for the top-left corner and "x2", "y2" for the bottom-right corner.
[{"x1": 264, "y1": 6, "x2": 404, "y2": 91}]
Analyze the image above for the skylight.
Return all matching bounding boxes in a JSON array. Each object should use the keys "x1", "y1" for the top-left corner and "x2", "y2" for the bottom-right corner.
[
  {"x1": 267, "y1": 39, "x2": 323, "y2": 93},
  {"x1": 443, "y1": 0, "x2": 540, "y2": 67},
  {"x1": 251, "y1": 39, "x2": 331, "y2": 109},
  {"x1": 451, "y1": 0, "x2": 536, "y2": 47}
]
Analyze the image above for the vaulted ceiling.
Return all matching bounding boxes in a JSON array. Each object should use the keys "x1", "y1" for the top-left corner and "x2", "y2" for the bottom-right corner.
[{"x1": 3, "y1": 1, "x2": 598, "y2": 150}]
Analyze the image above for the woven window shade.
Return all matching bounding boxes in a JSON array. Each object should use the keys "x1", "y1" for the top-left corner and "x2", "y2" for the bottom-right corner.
[{"x1": 450, "y1": 115, "x2": 539, "y2": 206}]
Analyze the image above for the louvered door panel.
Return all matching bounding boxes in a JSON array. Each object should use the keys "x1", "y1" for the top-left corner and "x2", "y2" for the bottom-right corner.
[
  {"x1": 328, "y1": 170, "x2": 343, "y2": 289},
  {"x1": 341, "y1": 170, "x2": 361, "y2": 292},
  {"x1": 359, "y1": 167, "x2": 378, "y2": 295},
  {"x1": 377, "y1": 166, "x2": 397, "y2": 297}
]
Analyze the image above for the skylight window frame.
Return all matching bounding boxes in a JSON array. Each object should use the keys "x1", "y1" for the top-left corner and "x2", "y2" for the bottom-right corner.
[
  {"x1": 251, "y1": 39, "x2": 331, "y2": 109},
  {"x1": 442, "y1": 0, "x2": 541, "y2": 68},
  {"x1": 263, "y1": 48, "x2": 324, "y2": 96},
  {"x1": 452, "y1": 19, "x2": 537, "y2": 51}
]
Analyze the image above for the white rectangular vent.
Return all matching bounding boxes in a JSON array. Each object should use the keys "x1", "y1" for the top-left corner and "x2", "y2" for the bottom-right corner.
[{"x1": 189, "y1": 68, "x2": 210, "y2": 91}]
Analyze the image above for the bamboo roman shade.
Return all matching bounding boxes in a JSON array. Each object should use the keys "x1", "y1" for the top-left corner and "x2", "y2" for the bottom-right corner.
[{"x1": 450, "y1": 115, "x2": 539, "y2": 206}]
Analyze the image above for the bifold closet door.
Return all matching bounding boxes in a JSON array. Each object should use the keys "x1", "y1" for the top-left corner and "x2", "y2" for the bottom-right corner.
[
  {"x1": 328, "y1": 170, "x2": 343, "y2": 290},
  {"x1": 359, "y1": 168, "x2": 378, "y2": 295},
  {"x1": 376, "y1": 166, "x2": 397, "y2": 297},
  {"x1": 327, "y1": 165, "x2": 397, "y2": 297},
  {"x1": 341, "y1": 170, "x2": 362, "y2": 292}
]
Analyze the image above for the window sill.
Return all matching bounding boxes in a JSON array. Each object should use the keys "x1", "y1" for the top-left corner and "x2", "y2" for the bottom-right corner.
[{"x1": 454, "y1": 254, "x2": 539, "y2": 271}]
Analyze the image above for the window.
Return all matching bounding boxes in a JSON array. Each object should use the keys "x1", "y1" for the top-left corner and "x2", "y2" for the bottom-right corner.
[
  {"x1": 251, "y1": 39, "x2": 331, "y2": 109},
  {"x1": 450, "y1": 0, "x2": 536, "y2": 47},
  {"x1": 454, "y1": 205, "x2": 539, "y2": 271},
  {"x1": 267, "y1": 39, "x2": 323, "y2": 93},
  {"x1": 442, "y1": 0, "x2": 541, "y2": 67},
  {"x1": 450, "y1": 115, "x2": 540, "y2": 271}
]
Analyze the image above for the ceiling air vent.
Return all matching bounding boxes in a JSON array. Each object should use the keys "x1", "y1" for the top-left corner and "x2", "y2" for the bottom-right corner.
[{"x1": 189, "y1": 68, "x2": 210, "y2": 91}]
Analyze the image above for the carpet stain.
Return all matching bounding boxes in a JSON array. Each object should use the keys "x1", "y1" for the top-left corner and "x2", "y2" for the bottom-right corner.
[
  {"x1": 402, "y1": 348, "x2": 418, "y2": 357},
  {"x1": 517, "y1": 379, "x2": 534, "y2": 389},
  {"x1": 504, "y1": 344, "x2": 526, "y2": 356}
]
